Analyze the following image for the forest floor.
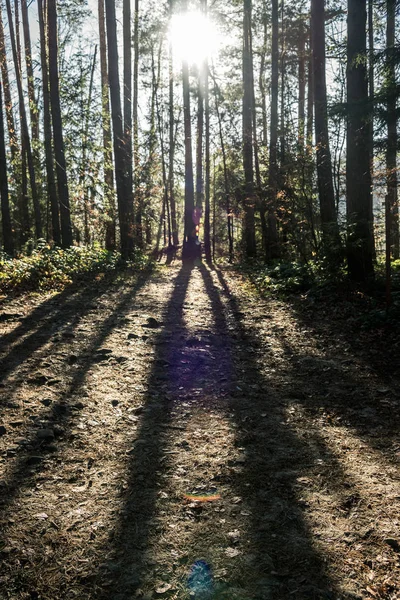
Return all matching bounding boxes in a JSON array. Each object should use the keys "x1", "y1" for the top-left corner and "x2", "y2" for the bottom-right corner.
[{"x1": 0, "y1": 259, "x2": 399, "y2": 600}]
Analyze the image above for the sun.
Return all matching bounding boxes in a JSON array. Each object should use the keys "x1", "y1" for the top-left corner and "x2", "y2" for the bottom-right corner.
[{"x1": 169, "y1": 11, "x2": 219, "y2": 67}]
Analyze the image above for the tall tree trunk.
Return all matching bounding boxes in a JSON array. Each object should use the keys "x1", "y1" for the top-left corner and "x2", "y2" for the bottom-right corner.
[
  {"x1": 259, "y1": 12, "x2": 268, "y2": 146},
  {"x1": 123, "y1": 0, "x2": 133, "y2": 238},
  {"x1": 306, "y1": 31, "x2": 314, "y2": 151},
  {"x1": 204, "y1": 1, "x2": 211, "y2": 264},
  {"x1": 242, "y1": 0, "x2": 256, "y2": 258},
  {"x1": 213, "y1": 76, "x2": 233, "y2": 262},
  {"x1": 386, "y1": 0, "x2": 398, "y2": 259},
  {"x1": 367, "y1": 0, "x2": 376, "y2": 258},
  {"x1": 38, "y1": 0, "x2": 60, "y2": 246},
  {"x1": 81, "y1": 47, "x2": 97, "y2": 246},
  {"x1": 98, "y1": 0, "x2": 115, "y2": 250},
  {"x1": 0, "y1": 6, "x2": 18, "y2": 163},
  {"x1": 182, "y1": 53, "x2": 196, "y2": 261},
  {"x1": 47, "y1": 0, "x2": 72, "y2": 247},
  {"x1": 21, "y1": 0, "x2": 39, "y2": 142},
  {"x1": 346, "y1": 0, "x2": 374, "y2": 280},
  {"x1": 105, "y1": 0, "x2": 134, "y2": 258},
  {"x1": 311, "y1": 0, "x2": 339, "y2": 248},
  {"x1": 298, "y1": 17, "x2": 306, "y2": 152},
  {"x1": 6, "y1": 0, "x2": 42, "y2": 240},
  {"x1": 0, "y1": 79, "x2": 13, "y2": 255},
  {"x1": 168, "y1": 10, "x2": 178, "y2": 246},
  {"x1": 133, "y1": 0, "x2": 141, "y2": 245},
  {"x1": 266, "y1": 0, "x2": 280, "y2": 259},
  {"x1": 196, "y1": 64, "x2": 204, "y2": 214}
]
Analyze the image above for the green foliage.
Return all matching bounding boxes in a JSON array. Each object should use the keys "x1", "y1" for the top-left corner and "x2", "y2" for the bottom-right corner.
[
  {"x1": 246, "y1": 260, "x2": 315, "y2": 295},
  {"x1": 0, "y1": 244, "x2": 123, "y2": 294}
]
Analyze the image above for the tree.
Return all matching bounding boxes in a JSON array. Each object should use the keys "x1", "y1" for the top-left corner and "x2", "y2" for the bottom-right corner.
[
  {"x1": 242, "y1": 0, "x2": 256, "y2": 258},
  {"x1": 98, "y1": 0, "x2": 116, "y2": 250},
  {"x1": 386, "y1": 0, "x2": 398, "y2": 259},
  {"x1": 5, "y1": 0, "x2": 42, "y2": 240},
  {"x1": 346, "y1": 0, "x2": 374, "y2": 281},
  {"x1": 311, "y1": 0, "x2": 340, "y2": 250},
  {"x1": 266, "y1": 0, "x2": 280, "y2": 259},
  {"x1": 105, "y1": 0, "x2": 134, "y2": 258},
  {"x1": 0, "y1": 78, "x2": 13, "y2": 255},
  {"x1": 38, "y1": 0, "x2": 60, "y2": 246},
  {"x1": 47, "y1": 0, "x2": 73, "y2": 247}
]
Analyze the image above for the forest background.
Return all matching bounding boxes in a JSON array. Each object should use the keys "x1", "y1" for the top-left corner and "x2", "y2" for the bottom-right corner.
[{"x1": 0, "y1": 0, "x2": 399, "y2": 296}]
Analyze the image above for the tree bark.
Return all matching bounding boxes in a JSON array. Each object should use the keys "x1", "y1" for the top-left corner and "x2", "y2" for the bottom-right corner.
[
  {"x1": 266, "y1": 0, "x2": 280, "y2": 259},
  {"x1": 123, "y1": 0, "x2": 133, "y2": 237},
  {"x1": 98, "y1": 0, "x2": 115, "y2": 250},
  {"x1": 386, "y1": 0, "x2": 398, "y2": 259},
  {"x1": 346, "y1": 0, "x2": 374, "y2": 280},
  {"x1": 0, "y1": 79, "x2": 13, "y2": 255},
  {"x1": 311, "y1": 0, "x2": 339, "y2": 248},
  {"x1": 6, "y1": 0, "x2": 42, "y2": 240},
  {"x1": 0, "y1": 6, "x2": 19, "y2": 164},
  {"x1": 47, "y1": 0, "x2": 73, "y2": 247},
  {"x1": 133, "y1": 0, "x2": 141, "y2": 245},
  {"x1": 105, "y1": 0, "x2": 134, "y2": 258},
  {"x1": 242, "y1": 0, "x2": 256, "y2": 258},
  {"x1": 38, "y1": 0, "x2": 60, "y2": 246},
  {"x1": 21, "y1": 0, "x2": 39, "y2": 142}
]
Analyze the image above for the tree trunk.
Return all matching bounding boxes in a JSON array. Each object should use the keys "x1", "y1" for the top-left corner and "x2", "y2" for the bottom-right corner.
[
  {"x1": 133, "y1": 0, "x2": 141, "y2": 246},
  {"x1": 298, "y1": 18, "x2": 306, "y2": 152},
  {"x1": 259, "y1": 12, "x2": 268, "y2": 147},
  {"x1": 98, "y1": 0, "x2": 115, "y2": 250},
  {"x1": 21, "y1": 0, "x2": 39, "y2": 142},
  {"x1": 6, "y1": 0, "x2": 42, "y2": 240},
  {"x1": 47, "y1": 0, "x2": 73, "y2": 248},
  {"x1": 168, "y1": 15, "x2": 179, "y2": 246},
  {"x1": 266, "y1": 0, "x2": 280, "y2": 259},
  {"x1": 242, "y1": 0, "x2": 256, "y2": 258},
  {"x1": 105, "y1": 0, "x2": 134, "y2": 258},
  {"x1": 0, "y1": 6, "x2": 19, "y2": 164},
  {"x1": 346, "y1": 0, "x2": 374, "y2": 281},
  {"x1": 386, "y1": 0, "x2": 398, "y2": 259},
  {"x1": 81, "y1": 47, "x2": 97, "y2": 246},
  {"x1": 0, "y1": 79, "x2": 13, "y2": 255},
  {"x1": 182, "y1": 54, "x2": 196, "y2": 262},
  {"x1": 38, "y1": 0, "x2": 60, "y2": 246},
  {"x1": 123, "y1": 0, "x2": 133, "y2": 237},
  {"x1": 311, "y1": 0, "x2": 339, "y2": 248},
  {"x1": 204, "y1": 2, "x2": 211, "y2": 264}
]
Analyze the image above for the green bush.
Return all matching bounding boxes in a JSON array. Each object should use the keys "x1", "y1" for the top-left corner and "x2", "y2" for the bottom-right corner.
[{"x1": 0, "y1": 245, "x2": 125, "y2": 294}]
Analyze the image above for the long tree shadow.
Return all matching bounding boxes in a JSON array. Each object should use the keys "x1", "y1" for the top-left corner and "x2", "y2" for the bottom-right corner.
[
  {"x1": 263, "y1": 295, "x2": 400, "y2": 469},
  {"x1": 96, "y1": 265, "x2": 194, "y2": 598},
  {"x1": 200, "y1": 265, "x2": 362, "y2": 599},
  {"x1": 0, "y1": 269, "x2": 152, "y2": 524},
  {"x1": 96, "y1": 263, "x2": 356, "y2": 600},
  {"x1": 0, "y1": 269, "x2": 143, "y2": 396}
]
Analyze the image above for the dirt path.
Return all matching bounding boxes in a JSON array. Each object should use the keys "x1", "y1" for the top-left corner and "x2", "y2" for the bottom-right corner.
[{"x1": 0, "y1": 263, "x2": 399, "y2": 600}]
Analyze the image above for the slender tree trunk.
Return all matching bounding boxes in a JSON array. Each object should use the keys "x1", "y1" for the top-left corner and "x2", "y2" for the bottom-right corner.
[
  {"x1": 6, "y1": 0, "x2": 42, "y2": 240},
  {"x1": 249, "y1": 16, "x2": 267, "y2": 256},
  {"x1": 133, "y1": 0, "x2": 141, "y2": 245},
  {"x1": 47, "y1": 0, "x2": 73, "y2": 247},
  {"x1": 105, "y1": 0, "x2": 134, "y2": 258},
  {"x1": 311, "y1": 0, "x2": 339, "y2": 248},
  {"x1": 204, "y1": 4, "x2": 211, "y2": 263},
  {"x1": 298, "y1": 18, "x2": 306, "y2": 152},
  {"x1": 0, "y1": 79, "x2": 13, "y2": 255},
  {"x1": 182, "y1": 54, "x2": 196, "y2": 261},
  {"x1": 81, "y1": 47, "x2": 97, "y2": 246},
  {"x1": 196, "y1": 64, "x2": 204, "y2": 214},
  {"x1": 368, "y1": 0, "x2": 376, "y2": 258},
  {"x1": 242, "y1": 0, "x2": 256, "y2": 258},
  {"x1": 259, "y1": 12, "x2": 268, "y2": 147},
  {"x1": 123, "y1": 0, "x2": 133, "y2": 237},
  {"x1": 0, "y1": 6, "x2": 19, "y2": 163},
  {"x1": 266, "y1": 0, "x2": 280, "y2": 259},
  {"x1": 213, "y1": 77, "x2": 233, "y2": 262},
  {"x1": 38, "y1": 0, "x2": 60, "y2": 246},
  {"x1": 386, "y1": 0, "x2": 398, "y2": 259},
  {"x1": 346, "y1": 0, "x2": 374, "y2": 280},
  {"x1": 98, "y1": 0, "x2": 115, "y2": 250},
  {"x1": 168, "y1": 15, "x2": 178, "y2": 246},
  {"x1": 306, "y1": 32, "x2": 314, "y2": 151},
  {"x1": 21, "y1": 0, "x2": 39, "y2": 142}
]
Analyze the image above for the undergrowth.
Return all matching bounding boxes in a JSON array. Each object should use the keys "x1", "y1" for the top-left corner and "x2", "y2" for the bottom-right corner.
[
  {"x1": 243, "y1": 258, "x2": 400, "y2": 330},
  {"x1": 0, "y1": 242, "x2": 149, "y2": 294}
]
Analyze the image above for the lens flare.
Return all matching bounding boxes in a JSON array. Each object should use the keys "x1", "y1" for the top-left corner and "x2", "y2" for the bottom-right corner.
[{"x1": 187, "y1": 560, "x2": 213, "y2": 597}]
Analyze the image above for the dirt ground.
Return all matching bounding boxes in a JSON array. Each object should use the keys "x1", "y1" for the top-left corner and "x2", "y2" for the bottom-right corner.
[{"x1": 0, "y1": 261, "x2": 399, "y2": 600}]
